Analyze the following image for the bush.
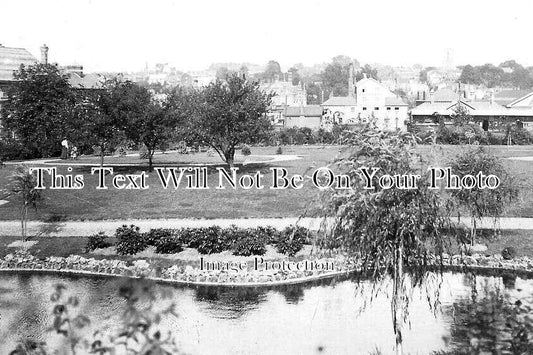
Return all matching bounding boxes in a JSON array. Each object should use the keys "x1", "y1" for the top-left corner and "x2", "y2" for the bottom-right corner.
[
  {"x1": 155, "y1": 235, "x2": 183, "y2": 254},
  {"x1": 254, "y1": 225, "x2": 281, "y2": 244},
  {"x1": 231, "y1": 228, "x2": 267, "y2": 256},
  {"x1": 501, "y1": 246, "x2": 517, "y2": 260},
  {"x1": 178, "y1": 227, "x2": 205, "y2": 248},
  {"x1": 195, "y1": 226, "x2": 230, "y2": 254},
  {"x1": 241, "y1": 144, "x2": 251, "y2": 156},
  {"x1": 145, "y1": 228, "x2": 173, "y2": 246},
  {"x1": 275, "y1": 146, "x2": 283, "y2": 155},
  {"x1": 0, "y1": 137, "x2": 36, "y2": 160},
  {"x1": 85, "y1": 232, "x2": 112, "y2": 252},
  {"x1": 276, "y1": 225, "x2": 310, "y2": 256},
  {"x1": 115, "y1": 225, "x2": 147, "y2": 255}
]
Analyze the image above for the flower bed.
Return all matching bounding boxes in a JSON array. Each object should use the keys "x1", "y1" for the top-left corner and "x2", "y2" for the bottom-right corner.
[{"x1": 2, "y1": 251, "x2": 533, "y2": 286}]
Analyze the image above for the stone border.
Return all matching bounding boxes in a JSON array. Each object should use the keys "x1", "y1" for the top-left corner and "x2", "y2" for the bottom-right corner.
[{"x1": 2, "y1": 252, "x2": 533, "y2": 287}]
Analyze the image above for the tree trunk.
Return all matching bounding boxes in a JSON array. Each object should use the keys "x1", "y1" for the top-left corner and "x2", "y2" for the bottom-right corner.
[
  {"x1": 393, "y1": 241, "x2": 404, "y2": 355},
  {"x1": 100, "y1": 144, "x2": 105, "y2": 167},
  {"x1": 471, "y1": 217, "x2": 477, "y2": 246},
  {"x1": 148, "y1": 150, "x2": 154, "y2": 172},
  {"x1": 224, "y1": 147, "x2": 235, "y2": 168}
]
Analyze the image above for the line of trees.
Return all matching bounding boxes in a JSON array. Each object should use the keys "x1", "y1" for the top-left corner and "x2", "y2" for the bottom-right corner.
[{"x1": 1, "y1": 64, "x2": 274, "y2": 169}]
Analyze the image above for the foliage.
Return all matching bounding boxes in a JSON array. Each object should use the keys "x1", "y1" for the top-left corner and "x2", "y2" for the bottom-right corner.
[
  {"x1": 194, "y1": 226, "x2": 231, "y2": 254},
  {"x1": 144, "y1": 228, "x2": 174, "y2": 246},
  {"x1": 0, "y1": 137, "x2": 35, "y2": 161},
  {"x1": 138, "y1": 145, "x2": 150, "y2": 159},
  {"x1": 459, "y1": 61, "x2": 533, "y2": 89},
  {"x1": 231, "y1": 228, "x2": 267, "y2": 256},
  {"x1": 9, "y1": 165, "x2": 42, "y2": 240},
  {"x1": 241, "y1": 144, "x2": 251, "y2": 156},
  {"x1": 154, "y1": 235, "x2": 183, "y2": 254},
  {"x1": 276, "y1": 225, "x2": 309, "y2": 256},
  {"x1": 85, "y1": 232, "x2": 112, "y2": 252},
  {"x1": 318, "y1": 124, "x2": 454, "y2": 353},
  {"x1": 182, "y1": 73, "x2": 273, "y2": 167},
  {"x1": 276, "y1": 146, "x2": 283, "y2": 155},
  {"x1": 115, "y1": 224, "x2": 147, "y2": 255},
  {"x1": 448, "y1": 147, "x2": 519, "y2": 244},
  {"x1": 446, "y1": 284, "x2": 533, "y2": 354},
  {"x1": 254, "y1": 225, "x2": 281, "y2": 245},
  {"x1": 1, "y1": 64, "x2": 78, "y2": 158},
  {"x1": 12, "y1": 281, "x2": 182, "y2": 354}
]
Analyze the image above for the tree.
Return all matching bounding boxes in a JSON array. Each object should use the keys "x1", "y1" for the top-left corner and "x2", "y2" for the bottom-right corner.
[
  {"x1": 262, "y1": 60, "x2": 282, "y2": 82},
  {"x1": 123, "y1": 89, "x2": 178, "y2": 171},
  {"x1": 319, "y1": 125, "x2": 453, "y2": 354},
  {"x1": 9, "y1": 165, "x2": 41, "y2": 241},
  {"x1": 355, "y1": 64, "x2": 379, "y2": 81},
  {"x1": 321, "y1": 62, "x2": 349, "y2": 96},
  {"x1": 185, "y1": 74, "x2": 273, "y2": 167},
  {"x1": 448, "y1": 147, "x2": 519, "y2": 245},
  {"x1": 1, "y1": 64, "x2": 78, "y2": 158},
  {"x1": 79, "y1": 78, "x2": 149, "y2": 166}
]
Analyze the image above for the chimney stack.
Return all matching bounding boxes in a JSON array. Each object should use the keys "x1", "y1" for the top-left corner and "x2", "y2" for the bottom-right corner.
[
  {"x1": 348, "y1": 63, "x2": 355, "y2": 97},
  {"x1": 40, "y1": 44, "x2": 49, "y2": 64}
]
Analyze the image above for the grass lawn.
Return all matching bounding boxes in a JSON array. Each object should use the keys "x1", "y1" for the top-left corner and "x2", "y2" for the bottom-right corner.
[{"x1": 0, "y1": 144, "x2": 532, "y2": 221}]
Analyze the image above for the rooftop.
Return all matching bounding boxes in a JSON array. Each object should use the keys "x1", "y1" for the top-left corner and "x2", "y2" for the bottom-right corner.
[
  {"x1": 284, "y1": 105, "x2": 323, "y2": 117},
  {"x1": 321, "y1": 96, "x2": 357, "y2": 106},
  {"x1": 0, "y1": 45, "x2": 37, "y2": 81}
]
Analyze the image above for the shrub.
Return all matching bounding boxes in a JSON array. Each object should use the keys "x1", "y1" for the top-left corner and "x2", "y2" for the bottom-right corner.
[
  {"x1": 241, "y1": 144, "x2": 251, "y2": 156},
  {"x1": 254, "y1": 225, "x2": 281, "y2": 244},
  {"x1": 195, "y1": 226, "x2": 230, "y2": 254},
  {"x1": 276, "y1": 146, "x2": 283, "y2": 155},
  {"x1": 115, "y1": 225, "x2": 147, "y2": 255},
  {"x1": 85, "y1": 232, "x2": 112, "y2": 252},
  {"x1": 232, "y1": 231, "x2": 267, "y2": 256},
  {"x1": 276, "y1": 225, "x2": 310, "y2": 256},
  {"x1": 145, "y1": 228, "x2": 173, "y2": 246},
  {"x1": 155, "y1": 235, "x2": 183, "y2": 254},
  {"x1": 178, "y1": 227, "x2": 205, "y2": 248},
  {"x1": 501, "y1": 246, "x2": 517, "y2": 260}
]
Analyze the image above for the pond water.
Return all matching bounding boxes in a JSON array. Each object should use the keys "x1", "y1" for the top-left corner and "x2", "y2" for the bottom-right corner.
[{"x1": 0, "y1": 270, "x2": 531, "y2": 354}]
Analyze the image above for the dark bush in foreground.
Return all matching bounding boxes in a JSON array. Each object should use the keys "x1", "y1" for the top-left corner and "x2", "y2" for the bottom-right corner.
[
  {"x1": 276, "y1": 225, "x2": 310, "y2": 256},
  {"x1": 85, "y1": 232, "x2": 112, "y2": 252},
  {"x1": 179, "y1": 227, "x2": 206, "y2": 248},
  {"x1": 145, "y1": 228, "x2": 174, "y2": 246},
  {"x1": 232, "y1": 229, "x2": 267, "y2": 256},
  {"x1": 115, "y1": 225, "x2": 147, "y2": 255},
  {"x1": 155, "y1": 235, "x2": 183, "y2": 254}
]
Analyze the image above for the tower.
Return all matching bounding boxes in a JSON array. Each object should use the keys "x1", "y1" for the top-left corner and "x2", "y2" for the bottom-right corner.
[
  {"x1": 40, "y1": 44, "x2": 49, "y2": 64},
  {"x1": 348, "y1": 62, "x2": 355, "y2": 97}
]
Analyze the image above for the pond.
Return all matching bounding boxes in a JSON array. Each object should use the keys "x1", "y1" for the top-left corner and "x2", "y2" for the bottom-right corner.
[{"x1": 0, "y1": 270, "x2": 531, "y2": 354}]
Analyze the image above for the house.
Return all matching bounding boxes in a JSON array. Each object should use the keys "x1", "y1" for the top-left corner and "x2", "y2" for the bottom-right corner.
[
  {"x1": 321, "y1": 96, "x2": 357, "y2": 125},
  {"x1": 284, "y1": 105, "x2": 323, "y2": 129},
  {"x1": 493, "y1": 89, "x2": 532, "y2": 107},
  {"x1": 260, "y1": 74, "x2": 307, "y2": 107},
  {"x1": 410, "y1": 99, "x2": 533, "y2": 130}
]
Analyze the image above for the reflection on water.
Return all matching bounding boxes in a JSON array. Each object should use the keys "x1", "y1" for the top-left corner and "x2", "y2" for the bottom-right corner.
[{"x1": 1, "y1": 270, "x2": 532, "y2": 354}]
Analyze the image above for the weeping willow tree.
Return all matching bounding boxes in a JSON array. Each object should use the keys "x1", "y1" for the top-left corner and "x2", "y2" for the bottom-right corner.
[{"x1": 318, "y1": 125, "x2": 455, "y2": 355}]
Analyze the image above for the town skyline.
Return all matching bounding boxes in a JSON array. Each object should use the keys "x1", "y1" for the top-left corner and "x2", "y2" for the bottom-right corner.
[{"x1": 1, "y1": 0, "x2": 532, "y2": 73}]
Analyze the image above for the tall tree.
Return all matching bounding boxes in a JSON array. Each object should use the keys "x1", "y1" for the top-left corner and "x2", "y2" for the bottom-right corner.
[
  {"x1": 185, "y1": 74, "x2": 273, "y2": 167},
  {"x1": 1, "y1": 64, "x2": 78, "y2": 158},
  {"x1": 262, "y1": 60, "x2": 283, "y2": 82}
]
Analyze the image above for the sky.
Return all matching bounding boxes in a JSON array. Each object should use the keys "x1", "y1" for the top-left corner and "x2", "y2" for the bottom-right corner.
[{"x1": 1, "y1": 0, "x2": 533, "y2": 73}]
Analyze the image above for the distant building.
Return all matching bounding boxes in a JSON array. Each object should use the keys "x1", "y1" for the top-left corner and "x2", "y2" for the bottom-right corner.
[
  {"x1": 321, "y1": 67, "x2": 409, "y2": 132},
  {"x1": 284, "y1": 105, "x2": 323, "y2": 129},
  {"x1": 260, "y1": 74, "x2": 306, "y2": 107}
]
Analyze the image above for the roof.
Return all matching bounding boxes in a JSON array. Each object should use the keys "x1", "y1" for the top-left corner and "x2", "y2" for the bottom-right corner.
[
  {"x1": 0, "y1": 45, "x2": 37, "y2": 81},
  {"x1": 68, "y1": 73, "x2": 103, "y2": 89},
  {"x1": 494, "y1": 89, "x2": 532, "y2": 106},
  {"x1": 284, "y1": 105, "x2": 323, "y2": 117},
  {"x1": 321, "y1": 96, "x2": 357, "y2": 106},
  {"x1": 507, "y1": 92, "x2": 533, "y2": 108},
  {"x1": 432, "y1": 88, "x2": 459, "y2": 102},
  {"x1": 410, "y1": 100, "x2": 525, "y2": 117},
  {"x1": 384, "y1": 96, "x2": 407, "y2": 106}
]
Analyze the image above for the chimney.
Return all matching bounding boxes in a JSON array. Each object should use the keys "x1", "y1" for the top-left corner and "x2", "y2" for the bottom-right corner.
[{"x1": 40, "y1": 44, "x2": 49, "y2": 64}]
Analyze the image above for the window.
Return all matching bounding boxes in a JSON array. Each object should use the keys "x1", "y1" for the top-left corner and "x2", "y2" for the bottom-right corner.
[
  {"x1": 394, "y1": 107, "x2": 399, "y2": 110},
  {"x1": 374, "y1": 107, "x2": 379, "y2": 111},
  {"x1": 362, "y1": 107, "x2": 367, "y2": 111},
  {"x1": 387, "y1": 107, "x2": 391, "y2": 111},
  {"x1": 362, "y1": 89, "x2": 365, "y2": 93}
]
